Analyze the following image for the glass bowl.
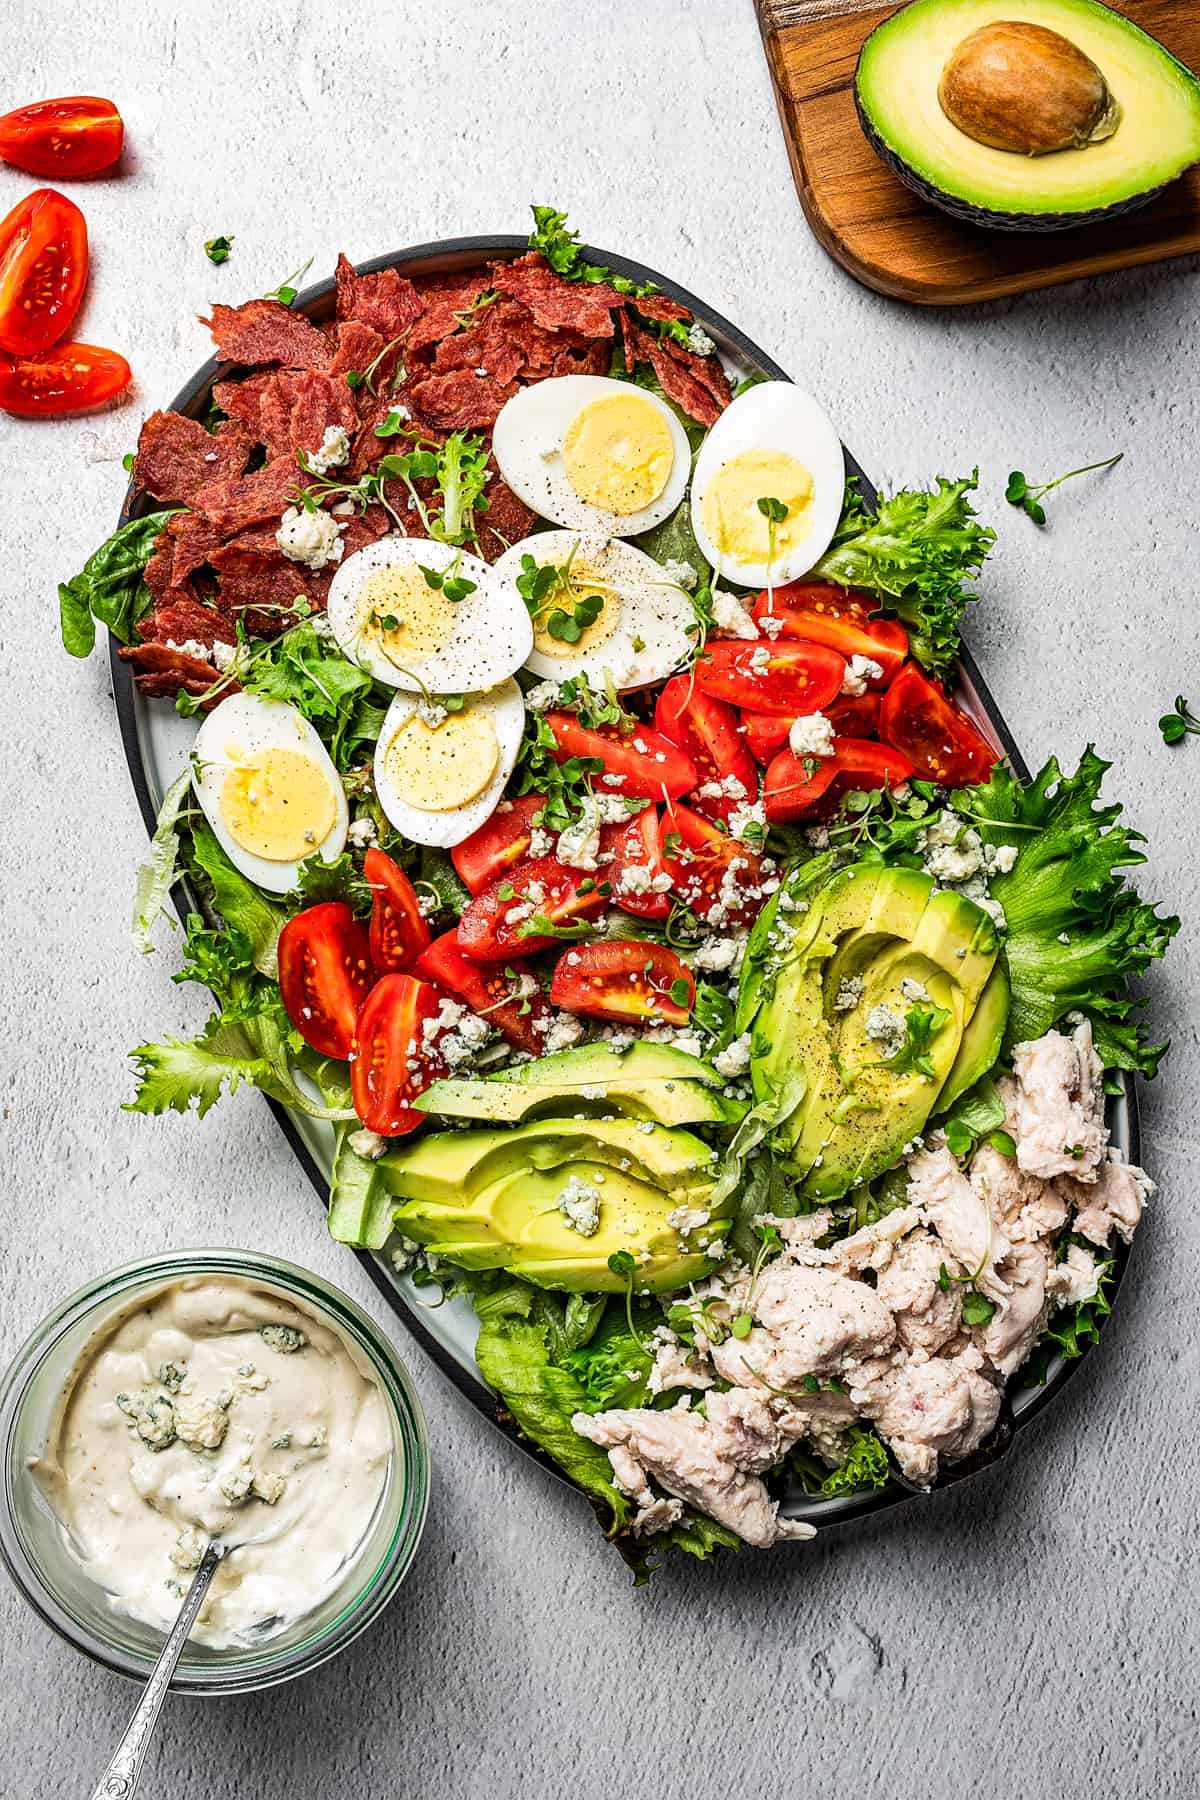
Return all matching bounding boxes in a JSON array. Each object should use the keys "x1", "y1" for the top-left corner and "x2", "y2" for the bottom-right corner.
[{"x1": 0, "y1": 1249, "x2": 429, "y2": 1694}]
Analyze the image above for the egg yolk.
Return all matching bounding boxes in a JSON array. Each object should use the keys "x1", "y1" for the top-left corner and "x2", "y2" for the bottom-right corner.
[
  {"x1": 562, "y1": 392, "x2": 674, "y2": 517},
  {"x1": 701, "y1": 450, "x2": 815, "y2": 569},
  {"x1": 220, "y1": 749, "x2": 337, "y2": 862},
  {"x1": 384, "y1": 709, "x2": 500, "y2": 813},
  {"x1": 529, "y1": 557, "x2": 622, "y2": 661},
  {"x1": 358, "y1": 564, "x2": 458, "y2": 669}
]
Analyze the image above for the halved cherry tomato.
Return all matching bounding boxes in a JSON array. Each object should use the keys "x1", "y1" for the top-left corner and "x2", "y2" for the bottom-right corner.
[
  {"x1": 451, "y1": 793, "x2": 547, "y2": 895},
  {"x1": 365, "y1": 847, "x2": 430, "y2": 972},
  {"x1": 601, "y1": 806, "x2": 671, "y2": 921},
  {"x1": 413, "y1": 931, "x2": 551, "y2": 1055},
  {"x1": 660, "y1": 803, "x2": 770, "y2": 927},
  {"x1": 550, "y1": 941, "x2": 695, "y2": 1026},
  {"x1": 277, "y1": 902, "x2": 373, "y2": 1060},
  {"x1": 457, "y1": 855, "x2": 608, "y2": 962},
  {"x1": 0, "y1": 341, "x2": 130, "y2": 415},
  {"x1": 0, "y1": 188, "x2": 88, "y2": 355},
  {"x1": 350, "y1": 973, "x2": 447, "y2": 1137},
  {"x1": 541, "y1": 712, "x2": 696, "y2": 800},
  {"x1": 750, "y1": 581, "x2": 907, "y2": 683},
  {"x1": 694, "y1": 641, "x2": 844, "y2": 718},
  {"x1": 763, "y1": 738, "x2": 915, "y2": 822},
  {"x1": 0, "y1": 98, "x2": 124, "y2": 178},
  {"x1": 653, "y1": 675, "x2": 758, "y2": 825},
  {"x1": 740, "y1": 691, "x2": 881, "y2": 765},
  {"x1": 878, "y1": 662, "x2": 997, "y2": 786}
]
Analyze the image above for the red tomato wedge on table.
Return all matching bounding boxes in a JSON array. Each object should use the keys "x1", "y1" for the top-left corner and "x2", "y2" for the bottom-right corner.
[
  {"x1": 364, "y1": 847, "x2": 430, "y2": 972},
  {"x1": 351, "y1": 973, "x2": 447, "y2": 1137},
  {"x1": 750, "y1": 581, "x2": 907, "y2": 683},
  {"x1": 654, "y1": 675, "x2": 758, "y2": 825},
  {"x1": 0, "y1": 188, "x2": 88, "y2": 355},
  {"x1": 0, "y1": 341, "x2": 130, "y2": 415},
  {"x1": 764, "y1": 738, "x2": 915, "y2": 822},
  {"x1": 661, "y1": 803, "x2": 772, "y2": 927},
  {"x1": 550, "y1": 942, "x2": 695, "y2": 1026},
  {"x1": 878, "y1": 663, "x2": 997, "y2": 786},
  {"x1": 456, "y1": 855, "x2": 608, "y2": 961},
  {"x1": 277, "y1": 902, "x2": 373, "y2": 1060},
  {"x1": 451, "y1": 793, "x2": 548, "y2": 895},
  {"x1": 694, "y1": 640, "x2": 844, "y2": 718},
  {"x1": 740, "y1": 691, "x2": 882, "y2": 765},
  {"x1": 413, "y1": 931, "x2": 551, "y2": 1055},
  {"x1": 601, "y1": 806, "x2": 672, "y2": 921},
  {"x1": 0, "y1": 98, "x2": 124, "y2": 178},
  {"x1": 540, "y1": 712, "x2": 696, "y2": 800}
]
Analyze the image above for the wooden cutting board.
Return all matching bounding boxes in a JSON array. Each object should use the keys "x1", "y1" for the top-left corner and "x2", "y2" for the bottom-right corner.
[{"x1": 755, "y1": 0, "x2": 1200, "y2": 303}]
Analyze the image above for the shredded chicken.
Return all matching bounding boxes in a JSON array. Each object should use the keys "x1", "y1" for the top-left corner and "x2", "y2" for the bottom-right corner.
[
  {"x1": 645, "y1": 1327, "x2": 713, "y2": 1396},
  {"x1": 905, "y1": 1145, "x2": 1013, "y2": 1300},
  {"x1": 1011, "y1": 1021, "x2": 1106, "y2": 1182},
  {"x1": 1046, "y1": 1242, "x2": 1104, "y2": 1307},
  {"x1": 874, "y1": 1228, "x2": 963, "y2": 1354},
  {"x1": 859, "y1": 1349, "x2": 1001, "y2": 1487},
  {"x1": 709, "y1": 1263, "x2": 897, "y2": 1391},
  {"x1": 1059, "y1": 1149, "x2": 1154, "y2": 1248},
  {"x1": 969, "y1": 1141, "x2": 1067, "y2": 1244},
  {"x1": 972, "y1": 1240, "x2": 1054, "y2": 1378}
]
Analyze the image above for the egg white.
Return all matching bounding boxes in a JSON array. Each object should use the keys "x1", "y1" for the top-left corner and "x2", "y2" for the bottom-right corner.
[
  {"x1": 494, "y1": 531, "x2": 696, "y2": 693},
  {"x1": 325, "y1": 535, "x2": 533, "y2": 695},
  {"x1": 689, "y1": 381, "x2": 845, "y2": 590},
  {"x1": 191, "y1": 693, "x2": 348, "y2": 894},
  {"x1": 373, "y1": 679, "x2": 525, "y2": 849},
  {"x1": 492, "y1": 375, "x2": 691, "y2": 536}
]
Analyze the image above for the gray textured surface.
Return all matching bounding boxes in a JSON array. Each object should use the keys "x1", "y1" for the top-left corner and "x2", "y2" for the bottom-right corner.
[{"x1": 1, "y1": 2, "x2": 1197, "y2": 1795}]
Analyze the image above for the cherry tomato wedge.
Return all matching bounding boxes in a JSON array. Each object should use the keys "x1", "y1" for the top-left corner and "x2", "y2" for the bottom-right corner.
[
  {"x1": 878, "y1": 663, "x2": 997, "y2": 786},
  {"x1": 763, "y1": 738, "x2": 915, "y2": 822},
  {"x1": 0, "y1": 98, "x2": 124, "y2": 178},
  {"x1": 0, "y1": 341, "x2": 130, "y2": 415},
  {"x1": 740, "y1": 691, "x2": 881, "y2": 765},
  {"x1": 750, "y1": 581, "x2": 907, "y2": 683},
  {"x1": 0, "y1": 188, "x2": 88, "y2": 355},
  {"x1": 694, "y1": 640, "x2": 844, "y2": 718},
  {"x1": 365, "y1": 847, "x2": 430, "y2": 972},
  {"x1": 457, "y1": 855, "x2": 608, "y2": 962},
  {"x1": 277, "y1": 901, "x2": 373, "y2": 1060},
  {"x1": 550, "y1": 941, "x2": 695, "y2": 1027},
  {"x1": 451, "y1": 793, "x2": 547, "y2": 895},
  {"x1": 601, "y1": 806, "x2": 671, "y2": 921},
  {"x1": 541, "y1": 712, "x2": 696, "y2": 800},
  {"x1": 350, "y1": 973, "x2": 447, "y2": 1137},
  {"x1": 653, "y1": 675, "x2": 758, "y2": 825},
  {"x1": 660, "y1": 803, "x2": 772, "y2": 927},
  {"x1": 413, "y1": 931, "x2": 551, "y2": 1055}
]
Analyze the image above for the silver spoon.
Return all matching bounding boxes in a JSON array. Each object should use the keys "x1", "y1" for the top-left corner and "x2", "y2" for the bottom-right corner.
[{"x1": 88, "y1": 1540, "x2": 226, "y2": 1800}]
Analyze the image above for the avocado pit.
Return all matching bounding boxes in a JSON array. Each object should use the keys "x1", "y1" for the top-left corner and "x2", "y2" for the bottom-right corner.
[{"x1": 938, "y1": 20, "x2": 1121, "y2": 155}]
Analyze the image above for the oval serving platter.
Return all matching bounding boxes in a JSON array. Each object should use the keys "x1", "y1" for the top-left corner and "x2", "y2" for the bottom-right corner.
[{"x1": 110, "y1": 236, "x2": 1138, "y2": 1537}]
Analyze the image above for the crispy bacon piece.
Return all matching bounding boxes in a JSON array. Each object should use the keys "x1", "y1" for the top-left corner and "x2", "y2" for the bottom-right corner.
[
  {"x1": 432, "y1": 300, "x2": 528, "y2": 387},
  {"x1": 201, "y1": 298, "x2": 328, "y2": 370},
  {"x1": 474, "y1": 470, "x2": 537, "y2": 564},
  {"x1": 631, "y1": 293, "x2": 692, "y2": 324},
  {"x1": 621, "y1": 312, "x2": 729, "y2": 426},
  {"x1": 132, "y1": 411, "x2": 252, "y2": 505},
  {"x1": 137, "y1": 596, "x2": 236, "y2": 648},
  {"x1": 406, "y1": 275, "x2": 494, "y2": 355},
  {"x1": 491, "y1": 251, "x2": 623, "y2": 337},
  {"x1": 119, "y1": 641, "x2": 226, "y2": 707},
  {"x1": 192, "y1": 457, "x2": 303, "y2": 537},
  {"x1": 326, "y1": 318, "x2": 385, "y2": 385},
  {"x1": 209, "y1": 545, "x2": 327, "y2": 631},
  {"x1": 406, "y1": 366, "x2": 517, "y2": 430},
  {"x1": 334, "y1": 252, "x2": 422, "y2": 341},
  {"x1": 257, "y1": 368, "x2": 358, "y2": 461},
  {"x1": 166, "y1": 512, "x2": 223, "y2": 583}
]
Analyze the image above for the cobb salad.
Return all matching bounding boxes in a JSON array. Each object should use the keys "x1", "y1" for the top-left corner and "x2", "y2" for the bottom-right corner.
[{"x1": 63, "y1": 209, "x2": 1176, "y2": 1577}]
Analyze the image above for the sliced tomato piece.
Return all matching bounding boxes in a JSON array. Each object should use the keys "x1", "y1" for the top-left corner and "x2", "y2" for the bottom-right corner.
[
  {"x1": 456, "y1": 855, "x2": 608, "y2": 962},
  {"x1": 350, "y1": 973, "x2": 446, "y2": 1137},
  {"x1": 0, "y1": 340, "x2": 130, "y2": 415},
  {"x1": 0, "y1": 98, "x2": 124, "y2": 178},
  {"x1": 277, "y1": 902, "x2": 373, "y2": 1060},
  {"x1": 0, "y1": 188, "x2": 88, "y2": 355},
  {"x1": 764, "y1": 738, "x2": 915, "y2": 822},
  {"x1": 550, "y1": 942, "x2": 695, "y2": 1026},
  {"x1": 413, "y1": 931, "x2": 551, "y2": 1054},
  {"x1": 450, "y1": 793, "x2": 548, "y2": 895},
  {"x1": 740, "y1": 691, "x2": 881, "y2": 765},
  {"x1": 694, "y1": 641, "x2": 844, "y2": 718},
  {"x1": 541, "y1": 712, "x2": 696, "y2": 800},
  {"x1": 878, "y1": 663, "x2": 998, "y2": 786},
  {"x1": 601, "y1": 806, "x2": 671, "y2": 921},
  {"x1": 653, "y1": 675, "x2": 758, "y2": 824},
  {"x1": 750, "y1": 581, "x2": 907, "y2": 682},
  {"x1": 365, "y1": 847, "x2": 430, "y2": 973},
  {"x1": 660, "y1": 803, "x2": 771, "y2": 927}
]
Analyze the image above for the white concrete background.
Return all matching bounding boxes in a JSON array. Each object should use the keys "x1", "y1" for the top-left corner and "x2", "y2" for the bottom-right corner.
[{"x1": 1, "y1": 1, "x2": 1197, "y2": 1794}]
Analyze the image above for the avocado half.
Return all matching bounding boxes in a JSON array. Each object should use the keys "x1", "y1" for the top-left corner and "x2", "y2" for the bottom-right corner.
[{"x1": 855, "y1": 0, "x2": 1200, "y2": 231}]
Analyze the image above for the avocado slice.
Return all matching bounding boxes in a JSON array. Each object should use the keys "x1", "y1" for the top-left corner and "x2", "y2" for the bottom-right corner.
[
  {"x1": 935, "y1": 959, "x2": 1011, "y2": 1115},
  {"x1": 500, "y1": 1042, "x2": 724, "y2": 1087},
  {"x1": 855, "y1": 0, "x2": 1200, "y2": 229},
  {"x1": 415, "y1": 1041, "x2": 744, "y2": 1130}
]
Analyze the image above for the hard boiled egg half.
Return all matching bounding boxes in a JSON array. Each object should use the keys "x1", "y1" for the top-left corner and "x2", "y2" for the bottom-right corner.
[
  {"x1": 374, "y1": 679, "x2": 525, "y2": 848},
  {"x1": 325, "y1": 535, "x2": 532, "y2": 695},
  {"x1": 689, "y1": 381, "x2": 845, "y2": 590},
  {"x1": 494, "y1": 531, "x2": 696, "y2": 692},
  {"x1": 492, "y1": 375, "x2": 690, "y2": 536},
  {"x1": 192, "y1": 693, "x2": 348, "y2": 894}
]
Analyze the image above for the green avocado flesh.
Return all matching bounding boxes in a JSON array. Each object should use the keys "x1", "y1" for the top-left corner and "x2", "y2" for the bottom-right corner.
[
  {"x1": 416, "y1": 1042, "x2": 746, "y2": 1129},
  {"x1": 746, "y1": 862, "x2": 1006, "y2": 1200},
  {"x1": 856, "y1": 0, "x2": 1200, "y2": 226},
  {"x1": 380, "y1": 1113, "x2": 730, "y2": 1292}
]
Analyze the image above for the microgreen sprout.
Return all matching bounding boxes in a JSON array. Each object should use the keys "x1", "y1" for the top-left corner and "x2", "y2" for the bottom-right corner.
[
  {"x1": 204, "y1": 235, "x2": 234, "y2": 265},
  {"x1": 607, "y1": 1251, "x2": 654, "y2": 1352},
  {"x1": 264, "y1": 257, "x2": 314, "y2": 306},
  {"x1": 1004, "y1": 452, "x2": 1122, "y2": 526},
  {"x1": 1159, "y1": 696, "x2": 1200, "y2": 747}
]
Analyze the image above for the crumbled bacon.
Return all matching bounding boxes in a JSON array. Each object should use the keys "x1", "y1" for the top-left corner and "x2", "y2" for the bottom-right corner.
[
  {"x1": 407, "y1": 366, "x2": 517, "y2": 430},
  {"x1": 257, "y1": 369, "x2": 358, "y2": 461},
  {"x1": 119, "y1": 641, "x2": 228, "y2": 707},
  {"x1": 202, "y1": 298, "x2": 328, "y2": 369},
  {"x1": 621, "y1": 311, "x2": 729, "y2": 425},
  {"x1": 192, "y1": 457, "x2": 303, "y2": 537},
  {"x1": 474, "y1": 470, "x2": 537, "y2": 564},
  {"x1": 166, "y1": 512, "x2": 223, "y2": 583},
  {"x1": 630, "y1": 293, "x2": 692, "y2": 324},
  {"x1": 137, "y1": 596, "x2": 237, "y2": 648},
  {"x1": 406, "y1": 275, "x2": 494, "y2": 355},
  {"x1": 132, "y1": 411, "x2": 252, "y2": 505},
  {"x1": 334, "y1": 252, "x2": 423, "y2": 341},
  {"x1": 490, "y1": 251, "x2": 623, "y2": 337}
]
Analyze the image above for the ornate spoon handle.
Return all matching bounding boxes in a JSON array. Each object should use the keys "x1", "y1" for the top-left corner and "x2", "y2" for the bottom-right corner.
[{"x1": 88, "y1": 1542, "x2": 225, "y2": 1800}]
